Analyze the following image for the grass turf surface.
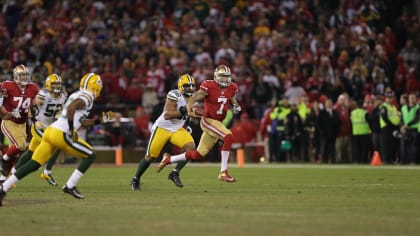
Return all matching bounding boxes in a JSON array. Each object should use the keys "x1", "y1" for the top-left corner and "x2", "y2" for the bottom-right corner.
[{"x1": 1, "y1": 164, "x2": 419, "y2": 236}]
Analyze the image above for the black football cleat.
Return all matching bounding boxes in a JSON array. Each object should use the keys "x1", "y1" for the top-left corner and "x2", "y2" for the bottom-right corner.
[
  {"x1": 130, "y1": 177, "x2": 140, "y2": 191},
  {"x1": 62, "y1": 185, "x2": 84, "y2": 199},
  {"x1": 168, "y1": 171, "x2": 184, "y2": 188},
  {"x1": 0, "y1": 158, "x2": 9, "y2": 176},
  {"x1": 0, "y1": 184, "x2": 6, "y2": 207}
]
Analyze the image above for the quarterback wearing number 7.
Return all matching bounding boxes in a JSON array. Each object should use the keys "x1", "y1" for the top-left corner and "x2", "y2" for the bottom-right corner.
[{"x1": 157, "y1": 65, "x2": 242, "y2": 182}]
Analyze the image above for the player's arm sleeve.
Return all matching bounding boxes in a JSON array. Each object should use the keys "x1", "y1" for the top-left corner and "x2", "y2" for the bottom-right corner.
[{"x1": 187, "y1": 90, "x2": 206, "y2": 110}]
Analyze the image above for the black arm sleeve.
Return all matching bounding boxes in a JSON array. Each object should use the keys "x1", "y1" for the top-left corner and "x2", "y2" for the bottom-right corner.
[
  {"x1": 380, "y1": 107, "x2": 395, "y2": 127},
  {"x1": 406, "y1": 108, "x2": 420, "y2": 127}
]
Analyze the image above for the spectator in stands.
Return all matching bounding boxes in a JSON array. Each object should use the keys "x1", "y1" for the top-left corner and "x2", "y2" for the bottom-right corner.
[
  {"x1": 125, "y1": 77, "x2": 143, "y2": 104},
  {"x1": 249, "y1": 74, "x2": 273, "y2": 119},
  {"x1": 142, "y1": 83, "x2": 159, "y2": 116},
  {"x1": 133, "y1": 106, "x2": 151, "y2": 144},
  {"x1": 214, "y1": 41, "x2": 236, "y2": 65},
  {"x1": 307, "y1": 99, "x2": 321, "y2": 162},
  {"x1": 333, "y1": 93, "x2": 352, "y2": 163},
  {"x1": 318, "y1": 98, "x2": 340, "y2": 163},
  {"x1": 107, "y1": 112, "x2": 125, "y2": 147},
  {"x1": 399, "y1": 39, "x2": 419, "y2": 67},
  {"x1": 285, "y1": 80, "x2": 307, "y2": 105}
]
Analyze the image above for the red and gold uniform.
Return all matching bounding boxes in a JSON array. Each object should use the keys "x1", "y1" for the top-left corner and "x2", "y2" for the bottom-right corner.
[
  {"x1": 196, "y1": 80, "x2": 238, "y2": 156},
  {"x1": 1, "y1": 81, "x2": 39, "y2": 124},
  {"x1": 1, "y1": 81, "x2": 39, "y2": 160},
  {"x1": 0, "y1": 65, "x2": 39, "y2": 177},
  {"x1": 201, "y1": 80, "x2": 239, "y2": 121}
]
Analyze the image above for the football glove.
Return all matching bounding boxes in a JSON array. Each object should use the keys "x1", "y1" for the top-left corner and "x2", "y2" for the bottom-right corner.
[
  {"x1": 233, "y1": 104, "x2": 242, "y2": 114},
  {"x1": 179, "y1": 106, "x2": 188, "y2": 119},
  {"x1": 11, "y1": 108, "x2": 21, "y2": 119},
  {"x1": 102, "y1": 111, "x2": 115, "y2": 123}
]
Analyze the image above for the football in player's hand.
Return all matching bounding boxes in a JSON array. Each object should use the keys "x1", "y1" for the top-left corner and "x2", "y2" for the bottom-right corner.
[{"x1": 190, "y1": 102, "x2": 204, "y2": 117}]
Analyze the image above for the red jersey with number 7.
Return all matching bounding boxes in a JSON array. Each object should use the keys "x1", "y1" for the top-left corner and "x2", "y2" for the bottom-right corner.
[
  {"x1": 1, "y1": 81, "x2": 39, "y2": 124},
  {"x1": 200, "y1": 80, "x2": 238, "y2": 121}
]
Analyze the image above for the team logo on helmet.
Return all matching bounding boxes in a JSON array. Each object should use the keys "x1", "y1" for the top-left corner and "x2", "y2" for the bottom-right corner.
[
  {"x1": 177, "y1": 74, "x2": 196, "y2": 97},
  {"x1": 45, "y1": 74, "x2": 63, "y2": 96},
  {"x1": 214, "y1": 65, "x2": 232, "y2": 87},
  {"x1": 13, "y1": 64, "x2": 30, "y2": 87},
  {"x1": 80, "y1": 73, "x2": 103, "y2": 98}
]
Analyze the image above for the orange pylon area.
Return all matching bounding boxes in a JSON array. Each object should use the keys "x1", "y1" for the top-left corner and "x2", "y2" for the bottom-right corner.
[
  {"x1": 237, "y1": 148, "x2": 245, "y2": 168},
  {"x1": 115, "y1": 146, "x2": 123, "y2": 167},
  {"x1": 370, "y1": 151, "x2": 382, "y2": 166}
]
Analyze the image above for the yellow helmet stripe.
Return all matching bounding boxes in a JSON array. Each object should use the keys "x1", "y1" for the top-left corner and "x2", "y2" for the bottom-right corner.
[
  {"x1": 186, "y1": 74, "x2": 194, "y2": 84},
  {"x1": 52, "y1": 74, "x2": 61, "y2": 82},
  {"x1": 83, "y1": 73, "x2": 95, "y2": 90}
]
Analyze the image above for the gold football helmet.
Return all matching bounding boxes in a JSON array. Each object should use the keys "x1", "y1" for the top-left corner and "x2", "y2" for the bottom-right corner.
[
  {"x1": 177, "y1": 74, "x2": 196, "y2": 97},
  {"x1": 80, "y1": 73, "x2": 103, "y2": 98},
  {"x1": 45, "y1": 74, "x2": 63, "y2": 96},
  {"x1": 13, "y1": 64, "x2": 30, "y2": 87},
  {"x1": 214, "y1": 65, "x2": 231, "y2": 87}
]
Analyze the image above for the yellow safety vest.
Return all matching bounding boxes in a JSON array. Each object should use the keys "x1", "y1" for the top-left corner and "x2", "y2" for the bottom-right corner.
[
  {"x1": 270, "y1": 106, "x2": 291, "y2": 131},
  {"x1": 401, "y1": 104, "x2": 419, "y2": 129},
  {"x1": 379, "y1": 103, "x2": 400, "y2": 128},
  {"x1": 350, "y1": 108, "x2": 371, "y2": 135}
]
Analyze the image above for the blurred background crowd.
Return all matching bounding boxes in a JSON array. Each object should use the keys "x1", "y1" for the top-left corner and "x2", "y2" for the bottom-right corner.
[{"x1": 0, "y1": 0, "x2": 419, "y2": 164}]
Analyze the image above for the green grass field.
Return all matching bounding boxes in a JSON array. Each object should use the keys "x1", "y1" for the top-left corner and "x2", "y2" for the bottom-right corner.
[{"x1": 1, "y1": 163, "x2": 419, "y2": 236}]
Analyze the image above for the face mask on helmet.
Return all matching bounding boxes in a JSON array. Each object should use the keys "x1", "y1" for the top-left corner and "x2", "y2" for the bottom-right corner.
[
  {"x1": 45, "y1": 74, "x2": 63, "y2": 95},
  {"x1": 13, "y1": 64, "x2": 30, "y2": 87},
  {"x1": 178, "y1": 74, "x2": 196, "y2": 97},
  {"x1": 80, "y1": 73, "x2": 103, "y2": 98},
  {"x1": 214, "y1": 65, "x2": 232, "y2": 87}
]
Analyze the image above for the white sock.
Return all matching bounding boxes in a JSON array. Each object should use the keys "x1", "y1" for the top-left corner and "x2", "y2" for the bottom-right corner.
[
  {"x1": 220, "y1": 150, "x2": 229, "y2": 172},
  {"x1": 170, "y1": 153, "x2": 186, "y2": 163},
  {"x1": 3, "y1": 154, "x2": 9, "y2": 161},
  {"x1": 3, "y1": 175, "x2": 18, "y2": 192},
  {"x1": 44, "y1": 169, "x2": 52, "y2": 175},
  {"x1": 11, "y1": 167, "x2": 16, "y2": 175},
  {"x1": 66, "y1": 169, "x2": 83, "y2": 188}
]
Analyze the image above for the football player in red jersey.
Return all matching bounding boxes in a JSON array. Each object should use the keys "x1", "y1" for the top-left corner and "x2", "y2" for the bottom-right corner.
[
  {"x1": 157, "y1": 65, "x2": 242, "y2": 182},
  {"x1": 0, "y1": 65, "x2": 39, "y2": 182}
]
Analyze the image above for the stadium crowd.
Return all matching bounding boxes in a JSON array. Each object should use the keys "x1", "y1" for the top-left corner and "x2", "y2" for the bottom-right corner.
[{"x1": 0, "y1": 0, "x2": 419, "y2": 164}]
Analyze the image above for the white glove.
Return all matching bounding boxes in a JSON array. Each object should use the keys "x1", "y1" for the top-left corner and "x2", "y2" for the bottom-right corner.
[
  {"x1": 233, "y1": 104, "x2": 242, "y2": 114},
  {"x1": 11, "y1": 108, "x2": 21, "y2": 119},
  {"x1": 102, "y1": 111, "x2": 115, "y2": 123}
]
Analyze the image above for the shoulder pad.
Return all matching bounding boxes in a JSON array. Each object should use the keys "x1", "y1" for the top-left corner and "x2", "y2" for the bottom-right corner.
[{"x1": 167, "y1": 89, "x2": 182, "y2": 101}]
